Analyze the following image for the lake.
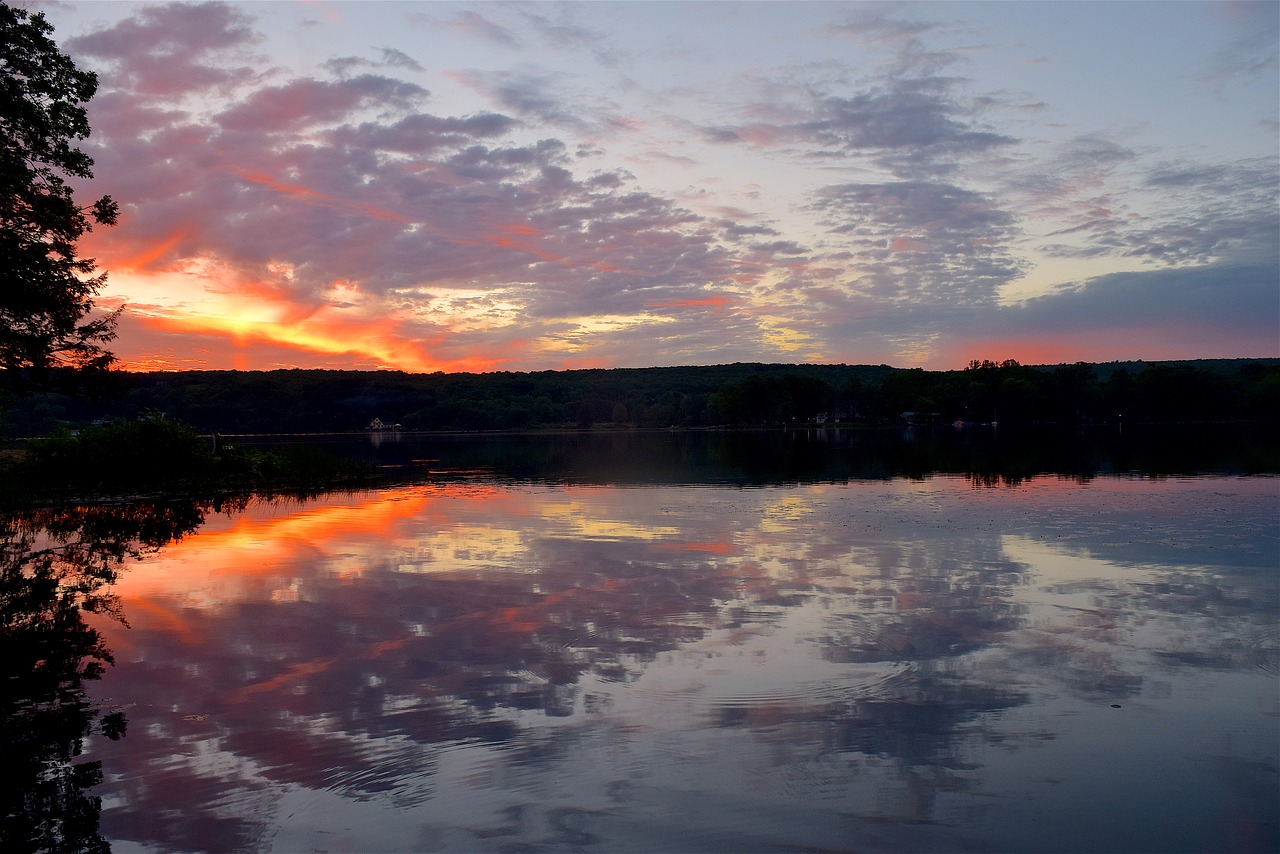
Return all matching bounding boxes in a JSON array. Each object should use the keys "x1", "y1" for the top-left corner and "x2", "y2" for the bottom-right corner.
[{"x1": 3, "y1": 428, "x2": 1277, "y2": 852}]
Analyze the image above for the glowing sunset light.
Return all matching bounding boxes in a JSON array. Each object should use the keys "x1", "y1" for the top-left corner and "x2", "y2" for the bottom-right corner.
[
  {"x1": 138, "y1": 312, "x2": 442, "y2": 371},
  {"x1": 112, "y1": 227, "x2": 192, "y2": 271},
  {"x1": 40, "y1": 0, "x2": 1275, "y2": 371},
  {"x1": 106, "y1": 485, "x2": 535, "y2": 606}
]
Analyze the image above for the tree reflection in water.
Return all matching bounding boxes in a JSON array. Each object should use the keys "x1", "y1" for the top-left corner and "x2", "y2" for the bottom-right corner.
[
  {"x1": 2, "y1": 467, "x2": 1276, "y2": 853},
  {"x1": 0, "y1": 499, "x2": 219, "y2": 852}
]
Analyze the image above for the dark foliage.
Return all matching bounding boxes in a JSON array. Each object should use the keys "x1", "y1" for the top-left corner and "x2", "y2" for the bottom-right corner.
[
  {"x1": 1, "y1": 3, "x2": 119, "y2": 385},
  {"x1": 1, "y1": 500, "x2": 209, "y2": 853},
  {"x1": 3, "y1": 414, "x2": 374, "y2": 501},
  {"x1": 2, "y1": 359, "x2": 1276, "y2": 439}
]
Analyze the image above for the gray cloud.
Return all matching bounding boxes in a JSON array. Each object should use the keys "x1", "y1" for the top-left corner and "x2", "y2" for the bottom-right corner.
[
  {"x1": 999, "y1": 262, "x2": 1279, "y2": 346},
  {"x1": 216, "y1": 75, "x2": 428, "y2": 132},
  {"x1": 1199, "y1": 1, "x2": 1279, "y2": 90},
  {"x1": 412, "y1": 9, "x2": 523, "y2": 49},
  {"x1": 1018, "y1": 153, "x2": 1279, "y2": 268},
  {"x1": 451, "y1": 68, "x2": 636, "y2": 138},
  {"x1": 800, "y1": 79, "x2": 1016, "y2": 177},
  {"x1": 809, "y1": 180, "x2": 1024, "y2": 306}
]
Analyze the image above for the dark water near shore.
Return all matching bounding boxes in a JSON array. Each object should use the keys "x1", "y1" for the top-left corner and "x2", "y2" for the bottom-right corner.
[
  {"x1": 3, "y1": 429, "x2": 1277, "y2": 852},
  {"x1": 232, "y1": 421, "x2": 1280, "y2": 481}
]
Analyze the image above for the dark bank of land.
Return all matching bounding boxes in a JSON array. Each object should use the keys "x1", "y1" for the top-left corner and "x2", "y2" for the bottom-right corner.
[
  {"x1": 2, "y1": 358, "x2": 1278, "y2": 504},
  {"x1": 0, "y1": 415, "x2": 375, "y2": 507},
  {"x1": 3, "y1": 358, "x2": 1278, "y2": 438}
]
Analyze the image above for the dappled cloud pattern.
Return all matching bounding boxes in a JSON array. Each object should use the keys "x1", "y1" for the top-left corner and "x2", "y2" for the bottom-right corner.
[
  {"x1": 38, "y1": 1, "x2": 1277, "y2": 370},
  {"x1": 54, "y1": 473, "x2": 1279, "y2": 851}
]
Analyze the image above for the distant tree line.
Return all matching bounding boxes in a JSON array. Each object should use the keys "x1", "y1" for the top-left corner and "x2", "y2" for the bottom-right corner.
[{"x1": 1, "y1": 359, "x2": 1277, "y2": 437}]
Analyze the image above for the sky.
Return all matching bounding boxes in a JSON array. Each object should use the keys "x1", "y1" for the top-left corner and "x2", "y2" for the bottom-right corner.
[{"x1": 24, "y1": 0, "x2": 1280, "y2": 372}]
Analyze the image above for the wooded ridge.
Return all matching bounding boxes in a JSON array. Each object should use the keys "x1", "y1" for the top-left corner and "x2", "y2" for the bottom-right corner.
[{"x1": 3, "y1": 358, "x2": 1277, "y2": 436}]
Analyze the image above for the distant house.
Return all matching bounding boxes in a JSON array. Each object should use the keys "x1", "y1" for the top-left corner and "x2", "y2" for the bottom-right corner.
[{"x1": 367, "y1": 418, "x2": 404, "y2": 431}]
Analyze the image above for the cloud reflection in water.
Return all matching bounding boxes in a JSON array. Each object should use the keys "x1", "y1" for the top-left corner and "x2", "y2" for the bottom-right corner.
[{"x1": 71, "y1": 476, "x2": 1278, "y2": 852}]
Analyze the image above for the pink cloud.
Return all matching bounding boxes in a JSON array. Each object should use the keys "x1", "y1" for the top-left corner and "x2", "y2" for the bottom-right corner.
[
  {"x1": 67, "y1": 1, "x2": 260, "y2": 98},
  {"x1": 217, "y1": 76, "x2": 426, "y2": 132},
  {"x1": 892, "y1": 236, "x2": 929, "y2": 251}
]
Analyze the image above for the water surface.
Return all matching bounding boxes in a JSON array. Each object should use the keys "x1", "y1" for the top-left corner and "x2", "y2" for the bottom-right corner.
[{"x1": 4, "y1": 431, "x2": 1277, "y2": 852}]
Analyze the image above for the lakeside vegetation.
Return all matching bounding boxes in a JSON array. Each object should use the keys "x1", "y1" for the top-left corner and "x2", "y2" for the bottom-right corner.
[
  {"x1": 3, "y1": 358, "x2": 1278, "y2": 438},
  {"x1": 0, "y1": 414, "x2": 375, "y2": 506}
]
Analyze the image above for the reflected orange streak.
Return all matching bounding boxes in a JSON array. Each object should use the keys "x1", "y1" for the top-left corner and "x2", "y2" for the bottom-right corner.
[
  {"x1": 158, "y1": 492, "x2": 433, "y2": 566},
  {"x1": 225, "y1": 637, "x2": 418, "y2": 705},
  {"x1": 103, "y1": 595, "x2": 203, "y2": 651},
  {"x1": 227, "y1": 657, "x2": 338, "y2": 703},
  {"x1": 154, "y1": 484, "x2": 521, "y2": 573},
  {"x1": 488, "y1": 581, "x2": 622, "y2": 634}
]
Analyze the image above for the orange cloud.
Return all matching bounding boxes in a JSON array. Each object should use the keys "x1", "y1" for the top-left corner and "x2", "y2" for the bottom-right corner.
[
  {"x1": 143, "y1": 312, "x2": 433, "y2": 369},
  {"x1": 126, "y1": 307, "x2": 503, "y2": 373},
  {"x1": 107, "y1": 263, "x2": 519, "y2": 372},
  {"x1": 647, "y1": 295, "x2": 736, "y2": 310},
  {"x1": 231, "y1": 168, "x2": 413, "y2": 223},
  {"x1": 114, "y1": 227, "x2": 192, "y2": 271},
  {"x1": 652, "y1": 540, "x2": 736, "y2": 555},
  {"x1": 892, "y1": 236, "x2": 929, "y2": 252},
  {"x1": 480, "y1": 221, "x2": 617, "y2": 273}
]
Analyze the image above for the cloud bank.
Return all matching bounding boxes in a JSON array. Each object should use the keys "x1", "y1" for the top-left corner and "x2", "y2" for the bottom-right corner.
[{"x1": 45, "y1": 1, "x2": 1277, "y2": 371}]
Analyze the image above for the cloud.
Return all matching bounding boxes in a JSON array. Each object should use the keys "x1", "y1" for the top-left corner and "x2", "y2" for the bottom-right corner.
[
  {"x1": 328, "y1": 112, "x2": 518, "y2": 155},
  {"x1": 1004, "y1": 262, "x2": 1278, "y2": 338},
  {"x1": 322, "y1": 47, "x2": 425, "y2": 78},
  {"x1": 413, "y1": 8, "x2": 522, "y2": 49},
  {"x1": 809, "y1": 180, "x2": 1024, "y2": 305},
  {"x1": 67, "y1": 2, "x2": 797, "y2": 371},
  {"x1": 699, "y1": 73, "x2": 1018, "y2": 177},
  {"x1": 1200, "y1": 0, "x2": 1280, "y2": 90},
  {"x1": 919, "y1": 261, "x2": 1280, "y2": 367},
  {"x1": 688, "y1": 6, "x2": 1012, "y2": 175},
  {"x1": 216, "y1": 75, "x2": 427, "y2": 132},
  {"x1": 800, "y1": 79, "x2": 1017, "y2": 176},
  {"x1": 66, "y1": 1, "x2": 259, "y2": 97},
  {"x1": 1014, "y1": 152, "x2": 1279, "y2": 268},
  {"x1": 378, "y1": 46, "x2": 424, "y2": 72},
  {"x1": 55, "y1": 1, "x2": 1277, "y2": 372},
  {"x1": 449, "y1": 69, "x2": 639, "y2": 138}
]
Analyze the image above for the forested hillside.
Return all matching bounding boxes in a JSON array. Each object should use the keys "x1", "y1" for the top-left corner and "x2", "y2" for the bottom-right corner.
[{"x1": 2, "y1": 359, "x2": 1277, "y2": 437}]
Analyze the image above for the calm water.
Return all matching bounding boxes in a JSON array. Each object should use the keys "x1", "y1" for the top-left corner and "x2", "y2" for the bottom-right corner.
[{"x1": 3, "y1": 430, "x2": 1278, "y2": 852}]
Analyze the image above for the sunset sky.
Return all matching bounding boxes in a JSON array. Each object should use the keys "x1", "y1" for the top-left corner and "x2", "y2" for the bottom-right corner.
[{"x1": 31, "y1": 0, "x2": 1280, "y2": 372}]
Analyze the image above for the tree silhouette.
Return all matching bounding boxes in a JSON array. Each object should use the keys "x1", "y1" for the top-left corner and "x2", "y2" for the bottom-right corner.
[
  {"x1": 1, "y1": 3, "x2": 118, "y2": 384},
  {"x1": 0, "y1": 499, "x2": 211, "y2": 853}
]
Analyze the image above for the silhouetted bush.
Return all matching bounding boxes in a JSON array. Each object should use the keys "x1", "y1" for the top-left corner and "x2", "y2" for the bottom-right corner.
[{"x1": 6, "y1": 415, "x2": 373, "y2": 500}]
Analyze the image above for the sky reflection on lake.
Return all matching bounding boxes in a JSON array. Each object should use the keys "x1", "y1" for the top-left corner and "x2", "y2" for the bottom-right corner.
[{"x1": 77, "y1": 473, "x2": 1278, "y2": 853}]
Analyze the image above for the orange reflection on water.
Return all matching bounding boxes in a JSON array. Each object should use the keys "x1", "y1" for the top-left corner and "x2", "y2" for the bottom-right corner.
[{"x1": 106, "y1": 484, "x2": 524, "y2": 605}]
